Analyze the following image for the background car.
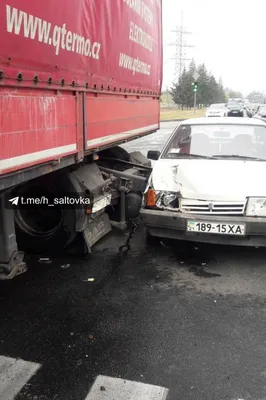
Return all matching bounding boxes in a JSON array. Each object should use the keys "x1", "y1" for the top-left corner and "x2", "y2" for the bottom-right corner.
[
  {"x1": 206, "y1": 103, "x2": 227, "y2": 117},
  {"x1": 248, "y1": 103, "x2": 259, "y2": 116},
  {"x1": 243, "y1": 102, "x2": 253, "y2": 117},
  {"x1": 227, "y1": 101, "x2": 244, "y2": 117},
  {"x1": 253, "y1": 105, "x2": 266, "y2": 122}
]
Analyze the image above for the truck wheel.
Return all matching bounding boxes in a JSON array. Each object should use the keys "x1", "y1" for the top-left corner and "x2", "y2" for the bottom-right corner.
[
  {"x1": 14, "y1": 178, "x2": 77, "y2": 254},
  {"x1": 100, "y1": 146, "x2": 130, "y2": 161},
  {"x1": 129, "y1": 151, "x2": 152, "y2": 167}
]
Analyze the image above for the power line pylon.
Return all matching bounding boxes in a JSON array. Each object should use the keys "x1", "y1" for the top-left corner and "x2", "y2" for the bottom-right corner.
[{"x1": 169, "y1": 11, "x2": 194, "y2": 83}]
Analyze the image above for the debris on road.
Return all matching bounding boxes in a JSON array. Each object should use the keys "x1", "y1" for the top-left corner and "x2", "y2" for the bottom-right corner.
[
  {"x1": 38, "y1": 258, "x2": 52, "y2": 264},
  {"x1": 160, "y1": 241, "x2": 170, "y2": 249},
  {"x1": 60, "y1": 264, "x2": 71, "y2": 269},
  {"x1": 87, "y1": 278, "x2": 95, "y2": 282}
]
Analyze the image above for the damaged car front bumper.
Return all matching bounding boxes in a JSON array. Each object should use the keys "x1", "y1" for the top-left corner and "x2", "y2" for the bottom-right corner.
[{"x1": 141, "y1": 209, "x2": 266, "y2": 247}]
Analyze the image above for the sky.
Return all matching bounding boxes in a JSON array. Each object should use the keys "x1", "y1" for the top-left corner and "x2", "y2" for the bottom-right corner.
[{"x1": 162, "y1": 0, "x2": 266, "y2": 95}]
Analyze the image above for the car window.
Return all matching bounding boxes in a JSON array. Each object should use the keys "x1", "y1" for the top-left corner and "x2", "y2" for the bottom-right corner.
[
  {"x1": 227, "y1": 103, "x2": 239, "y2": 108},
  {"x1": 210, "y1": 104, "x2": 224, "y2": 109},
  {"x1": 161, "y1": 124, "x2": 266, "y2": 160}
]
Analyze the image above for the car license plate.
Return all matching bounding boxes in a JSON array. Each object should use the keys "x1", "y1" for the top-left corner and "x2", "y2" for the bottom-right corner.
[{"x1": 187, "y1": 221, "x2": 245, "y2": 235}]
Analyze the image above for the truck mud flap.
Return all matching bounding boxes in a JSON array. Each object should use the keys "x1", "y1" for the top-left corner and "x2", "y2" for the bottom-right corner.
[{"x1": 83, "y1": 212, "x2": 111, "y2": 252}]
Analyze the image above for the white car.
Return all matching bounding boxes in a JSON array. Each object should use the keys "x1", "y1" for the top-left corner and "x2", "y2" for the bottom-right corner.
[
  {"x1": 253, "y1": 105, "x2": 266, "y2": 122},
  {"x1": 142, "y1": 117, "x2": 266, "y2": 247},
  {"x1": 206, "y1": 103, "x2": 227, "y2": 117}
]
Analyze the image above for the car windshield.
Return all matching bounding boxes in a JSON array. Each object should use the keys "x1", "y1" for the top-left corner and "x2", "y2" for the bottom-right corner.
[
  {"x1": 210, "y1": 104, "x2": 224, "y2": 109},
  {"x1": 227, "y1": 102, "x2": 240, "y2": 108},
  {"x1": 161, "y1": 123, "x2": 266, "y2": 160}
]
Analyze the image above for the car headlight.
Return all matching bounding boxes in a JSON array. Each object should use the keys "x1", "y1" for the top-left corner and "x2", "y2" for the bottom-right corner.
[
  {"x1": 144, "y1": 189, "x2": 179, "y2": 209},
  {"x1": 158, "y1": 192, "x2": 179, "y2": 208},
  {"x1": 161, "y1": 193, "x2": 177, "y2": 206},
  {"x1": 246, "y1": 197, "x2": 266, "y2": 216}
]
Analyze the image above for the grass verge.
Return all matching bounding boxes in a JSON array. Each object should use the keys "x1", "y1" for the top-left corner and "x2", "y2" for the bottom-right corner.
[{"x1": 161, "y1": 108, "x2": 206, "y2": 121}]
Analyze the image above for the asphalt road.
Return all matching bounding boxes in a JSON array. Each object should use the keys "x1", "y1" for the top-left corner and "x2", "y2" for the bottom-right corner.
[
  {"x1": 122, "y1": 121, "x2": 175, "y2": 156},
  {"x1": 1, "y1": 121, "x2": 266, "y2": 400}
]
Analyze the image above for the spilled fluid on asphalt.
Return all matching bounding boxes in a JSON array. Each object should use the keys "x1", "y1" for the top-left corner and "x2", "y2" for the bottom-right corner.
[{"x1": 159, "y1": 239, "x2": 221, "y2": 278}]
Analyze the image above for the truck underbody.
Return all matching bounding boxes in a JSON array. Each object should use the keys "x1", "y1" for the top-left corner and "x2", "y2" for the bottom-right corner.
[
  {"x1": 0, "y1": 146, "x2": 153, "y2": 279},
  {"x1": 0, "y1": 0, "x2": 162, "y2": 279},
  {"x1": 0, "y1": 85, "x2": 159, "y2": 281}
]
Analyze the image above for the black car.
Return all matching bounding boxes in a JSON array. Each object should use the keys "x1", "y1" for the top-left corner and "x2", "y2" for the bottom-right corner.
[{"x1": 227, "y1": 102, "x2": 244, "y2": 117}]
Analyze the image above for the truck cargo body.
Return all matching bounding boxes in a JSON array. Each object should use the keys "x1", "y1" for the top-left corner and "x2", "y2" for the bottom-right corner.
[{"x1": 0, "y1": 0, "x2": 162, "y2": 279}]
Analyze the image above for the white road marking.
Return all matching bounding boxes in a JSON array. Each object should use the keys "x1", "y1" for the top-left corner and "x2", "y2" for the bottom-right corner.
[
  {"x1": 85, "y1": 375, "x2": 169, "y2": 400},
  {"x1": 0, "y1": 355, "x2": 41, "y2": 400}
]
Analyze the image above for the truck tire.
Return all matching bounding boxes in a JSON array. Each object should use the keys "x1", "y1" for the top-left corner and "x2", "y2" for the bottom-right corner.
[
  {"x1": 13, "y1": 175, "x2": 77, "y2": 254},
  {"x1": 129, "y1": 151, "x2": 152, "y2": 167},
  {"x1": 100, "y1": 146, "x2": 130, "y2": 161}
]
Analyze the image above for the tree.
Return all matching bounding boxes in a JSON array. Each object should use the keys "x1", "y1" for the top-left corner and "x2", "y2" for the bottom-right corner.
[
  {"x1": 196, "y1": 64, "x2": 209, "y2": 105},
  {"x1": 224, "y1": 88, "x2": 243, "y2": 99},
  {"x1": 170, "y1": 68, "x2": 194, "y2": 109},
  {"x1": 170, "y1": 62, "x2": 227, "y2": 107},
  {"x1": 247, "y1": 91, "x2": 264, "y2": 103},
  {"x1": 188, "y1": 59, "x2": 196, "y2": 75},
  {"x1": 207, "y1": 75, "x2": 226, "y2": 104},
  {"x1": 217, "y1": 78, "x2": 227, "y2": 103}
]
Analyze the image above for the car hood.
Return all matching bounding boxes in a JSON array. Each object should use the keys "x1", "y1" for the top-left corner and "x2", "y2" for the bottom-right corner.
[
  {"x1": 207, "y1": 109, "x2": 224, "y2": 112},
  {"x1": 151, "y1": 158, "x2": 266, "y2": 201}
]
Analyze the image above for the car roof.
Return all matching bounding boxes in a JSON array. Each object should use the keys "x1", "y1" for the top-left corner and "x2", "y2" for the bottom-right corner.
[{"x1": 181, "y1": 117, "x2": 266, "y2": 126}]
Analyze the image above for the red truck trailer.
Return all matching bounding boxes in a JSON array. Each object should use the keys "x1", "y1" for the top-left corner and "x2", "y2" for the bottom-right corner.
[{"x1": 0, "y1": 0, "x2": 162, "y2": 279}]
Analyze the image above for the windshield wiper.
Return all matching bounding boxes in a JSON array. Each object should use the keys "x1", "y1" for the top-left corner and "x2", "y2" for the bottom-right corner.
[
  {"x1": 168, "y1": 152, "x2": 217, "y2": 160},
  {"x1": 213, "y1": 154, "x2": 264, "y2": 161}
]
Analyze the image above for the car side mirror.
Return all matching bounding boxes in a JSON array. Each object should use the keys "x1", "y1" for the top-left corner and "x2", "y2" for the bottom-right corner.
[{"x1": 147, "y1": 150, "x2": 160, "y2": 160}]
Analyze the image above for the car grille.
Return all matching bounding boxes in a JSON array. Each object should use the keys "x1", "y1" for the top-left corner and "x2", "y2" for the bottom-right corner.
[{"x1": 180, "y1": 199, "x2": 246, "y2": 215}]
